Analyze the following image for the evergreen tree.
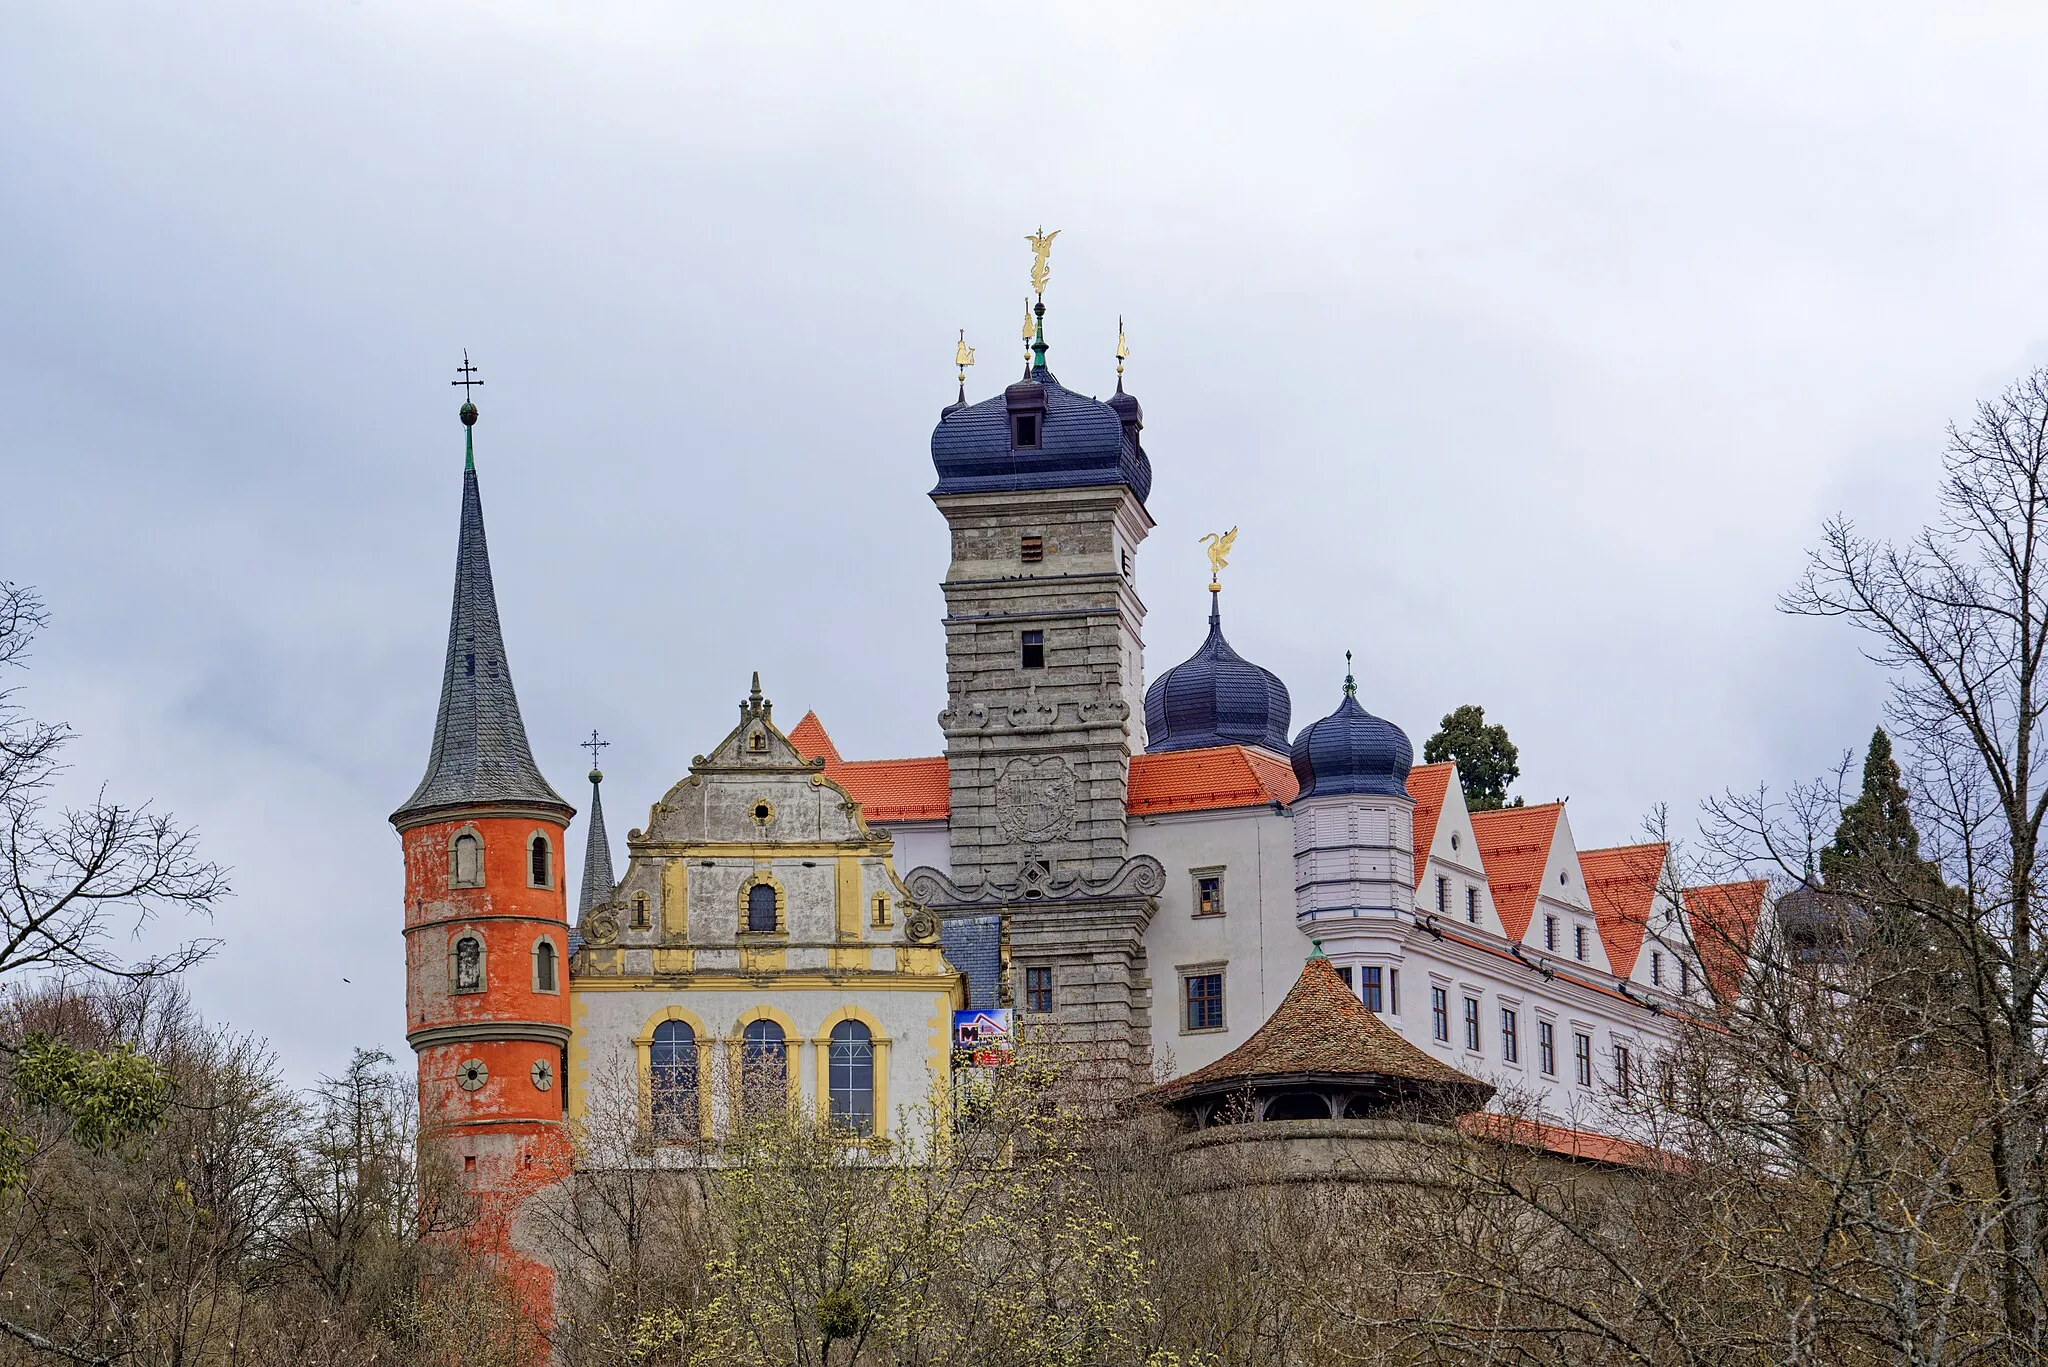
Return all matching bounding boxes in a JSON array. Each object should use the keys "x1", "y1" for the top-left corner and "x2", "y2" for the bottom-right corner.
[{"x1": 1423, "y1": 705, "x2": 1520, "y2": 811}]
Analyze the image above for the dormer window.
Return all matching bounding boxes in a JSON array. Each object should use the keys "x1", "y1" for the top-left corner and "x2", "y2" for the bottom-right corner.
[{"x1": 1013, "y1": 413, "x2": 1039, "y2": 448}]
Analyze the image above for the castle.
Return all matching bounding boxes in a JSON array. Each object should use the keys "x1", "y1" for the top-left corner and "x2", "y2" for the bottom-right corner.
[{"x1": 390, "y1": 241, "x2": 1765, "y2": 1310}]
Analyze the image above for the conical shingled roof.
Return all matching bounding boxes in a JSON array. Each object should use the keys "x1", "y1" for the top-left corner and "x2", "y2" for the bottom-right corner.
[
  {"x1": 391, "y1": 464, "x2": 570, "y2": 826},
  {"x1": 1161, "y1": 956, "x2": 1492, "y2": 1108},
  {"x1": 579, "y1": 770, "x2": 616, "y2": 914}
]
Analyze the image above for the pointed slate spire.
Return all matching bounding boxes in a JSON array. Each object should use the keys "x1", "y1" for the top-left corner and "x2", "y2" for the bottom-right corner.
[
  {"x1": 391, "y1": 384, "x2": 571, "y2": 826},
  {"x1": 578, "y1": 766, "x2": 615, "y2": 914}
]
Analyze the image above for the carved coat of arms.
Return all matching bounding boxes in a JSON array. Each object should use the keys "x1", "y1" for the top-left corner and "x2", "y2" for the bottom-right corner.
[{"x1": 994, "y1": 756, "x2": 1077, "y2": 844}]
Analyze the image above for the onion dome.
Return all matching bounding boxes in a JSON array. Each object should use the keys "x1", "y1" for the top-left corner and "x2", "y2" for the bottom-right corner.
[
  {"x1": 1144, "y1": 587, "x2": 1291, "y2": 754},
  {"x1": 1289, "y1": 657, "x2": 1413, "y2": 801},
  {"x1": 1774, "y1": 867, "x2": 1870, "y2": 967},
  {"x1": 931, "y1": 300, "x2": 1151, "y2": 503}
]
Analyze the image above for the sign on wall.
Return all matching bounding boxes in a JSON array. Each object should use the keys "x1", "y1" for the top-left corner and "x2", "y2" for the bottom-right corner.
[{"x1": 951, "y1": 1008, "x2": 1014, "y2": 1068}]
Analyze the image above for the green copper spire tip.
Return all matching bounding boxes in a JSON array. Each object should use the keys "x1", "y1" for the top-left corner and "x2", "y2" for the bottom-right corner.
[
  {"x1": 463, "y1": 420, "x2": 475, "y2": 472},
  {"x1": 1344, "y1": 650, "x2": 1357, "y2": 698}
]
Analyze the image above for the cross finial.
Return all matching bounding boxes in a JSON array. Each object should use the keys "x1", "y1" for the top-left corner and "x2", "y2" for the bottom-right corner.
[
  {"x1": 452, "y1": 350, "x2": 484, "y2": 400},
  {"x1": 581, "y1": 728, "x2": 609, "y2": 777}
]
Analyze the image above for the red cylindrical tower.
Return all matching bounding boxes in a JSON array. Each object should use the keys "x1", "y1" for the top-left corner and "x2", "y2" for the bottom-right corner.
[{"x1": 392, "y1": 386, "x2": 574, "y2": 1326}]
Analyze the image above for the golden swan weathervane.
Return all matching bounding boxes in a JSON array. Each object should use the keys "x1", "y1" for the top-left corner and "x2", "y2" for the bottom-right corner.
[{"x1": 1200, "y1": 527, "x2": 1239, "y2": 591}]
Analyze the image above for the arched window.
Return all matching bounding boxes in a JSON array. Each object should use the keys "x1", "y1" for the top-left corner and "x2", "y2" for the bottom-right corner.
[
  {"x1": 534, "y1": 938, "x2": 558, "y2": 993},
  {"x1": 529, "y1": 834, "x2": 551, "y2": 888},
  {"x1": 451, "y1": 933, "x2": 484, "y2": 994},
  {"x1": 740, "y1": 1019, "x2": 786, "y2": 1117},
  {"x1": 650, "y1": 1020, "x2": 699, "y2": 1140},
  {"x1": 745, "y1": 882, "x2": 778, "y2": 934},
  {"x1": 451, "y1": 833, "x2": 482, "y2": 888},
  {"x1": 827, "y1": 1020, "x2": 875, "y2": 1137}
]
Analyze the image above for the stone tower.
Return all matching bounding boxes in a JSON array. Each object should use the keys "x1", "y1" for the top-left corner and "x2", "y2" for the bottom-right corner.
[
  {"x1": 904, "y1": 287, "x2": 1166, "y2": 1077},
  {"x1": 390, "y1": 388, "x2": 573, "y2": 1315}
]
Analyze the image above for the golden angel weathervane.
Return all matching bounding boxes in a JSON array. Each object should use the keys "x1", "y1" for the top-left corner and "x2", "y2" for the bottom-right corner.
[
  {"x1": 1026, "y1": 226, "x2": 1060, "y2": 297},
  {"x1": 1201, "y1": 527, "x2": 1239, "y2": 591}
]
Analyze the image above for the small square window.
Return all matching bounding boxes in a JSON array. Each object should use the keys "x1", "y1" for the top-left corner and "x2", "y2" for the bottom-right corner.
[
  {"x1": 1183, "y1": 971, "x2": 1225, "y2": 1032},
  {"x1": 1013, "y1": 413, "x2": 1040, "y2": 448},
  {"x1": 1020, "y1": 535, "x2": 1044, "y2": 563},
  {"x1": 1193, "y1": 870, "x2": 1224, "y2": 918},
  {"x1": 1020, "y1": 630, "x2": 1045, "y2": 670},
  {"x1": 1024, "y1": 966, "x2": 1054, "y2": 1014}
]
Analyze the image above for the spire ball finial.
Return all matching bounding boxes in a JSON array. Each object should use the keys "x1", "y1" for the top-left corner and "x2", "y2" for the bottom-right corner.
[{"x1": 452, "y1": 350, "x2": 484, "y2": 423}]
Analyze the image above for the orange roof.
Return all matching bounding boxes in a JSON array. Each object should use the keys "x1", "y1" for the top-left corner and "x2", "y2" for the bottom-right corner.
[
  {"x1": 826, "y1": 757, "x2": 950, "y2": 823},
  {"x1": 1127, "y1": 746, "x2": 1298, "y2": 816},
  {"x1": 1406, "y1": 762, "x2": 1454, "y2": 888},
  {"x1": 1468, "y1": 803, "x2": 1564, "y2": 941},
  {"x1": 1460, "y1": 1112, "x2": 1686, "y2": 1173},
  {"x1": 788, "y1": 710, "x2": 842, "y2": 766},
  {"x1": 1683, "y1": 879, "x2": 1768, "y2": 1004},
  {"x1": 1579, "y1": 842, "x2": 1668, "y2": 977}
]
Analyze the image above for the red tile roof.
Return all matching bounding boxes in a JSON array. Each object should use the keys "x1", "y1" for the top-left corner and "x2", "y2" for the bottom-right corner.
[
  {"x1": 1579, "y1": 842, "x2": 1668, "y2": 977},
  {"x1": 1683, "y1": 879, "x2": 1768, "y2": 1005},
  {"x1": 1162, "y1": 956, "x2": 1490, "y2": 1102},
  {"x1": 1460, "y1": 1112, "x2": 1686, "y2": 1173},
  {"x1": 1468, "y1": 803, "x2": 1564, "y2": 941},
  {"x1": 1406, "y1": 762, "x2": 1454, "y2": 889},
  {"x1": 1128, "y1": 746, "x2": 1298, "y2": 816},
  {"x1": 787, "y1": 710, "x2": 842, "y2": 767},
  {"x1": 826, "y1": 757, "x2": 950, "y2": 823}
]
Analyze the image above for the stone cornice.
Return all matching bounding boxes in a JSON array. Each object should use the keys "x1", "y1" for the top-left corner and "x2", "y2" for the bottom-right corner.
[{"x1": 407, "y1": 1021, "x2": 571, "y2": 1051}]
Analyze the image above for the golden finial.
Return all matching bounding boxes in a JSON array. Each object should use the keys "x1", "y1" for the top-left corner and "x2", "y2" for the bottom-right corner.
[
  {"x1": 1200, "y1": 527, "x2": 1239, "y2": 591},
  {"x1": 955, "y1": 329, "x2": 975, "y2": 380},
  {"x1": 1022, "y1": 297, "x2": 1035, "y2": 367},
  {"x1": 1025, "y1": 226, "x2": 1060, "y2": 298},
  {"x1": 1115, "y1": 316, "x2": 1129, "y2": 382}
]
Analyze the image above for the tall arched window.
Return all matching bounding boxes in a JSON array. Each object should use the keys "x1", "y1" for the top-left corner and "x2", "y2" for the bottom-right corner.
[
  {"x1": 740, "y1": 1019, "x2": 786, "y2": 1116},
  {"x1": 827, "y1": 1020, "x2": 875, "y2": 1136},
  {"x1": 745, "y1": 882, "x2": 778, "y2": 933},
  {"x1": 528, "y1": 834, "x2": 551, "y2": 888},
  {"x1": 534, "y1": 938, "x2": 558, "y2": 993},
  {"x1": 451, "y1": 833, "x2": 482, "y2": 888},
  {"x1": 451, "y1": 933, "x2": 484, "y2": 993},
  {"x1": 650, "y1": 1020, "x2": 698, "y2": 1140}
]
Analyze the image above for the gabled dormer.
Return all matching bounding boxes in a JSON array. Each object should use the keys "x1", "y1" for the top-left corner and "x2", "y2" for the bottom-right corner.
[{"x1": 1410, "y1": 763, "x2": 1502, "y2": 937}]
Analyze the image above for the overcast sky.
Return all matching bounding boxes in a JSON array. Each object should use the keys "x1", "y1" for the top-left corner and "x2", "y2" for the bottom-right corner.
[{"x1": 6, "y1": 2, "x2": 2046, "y2": 1082}]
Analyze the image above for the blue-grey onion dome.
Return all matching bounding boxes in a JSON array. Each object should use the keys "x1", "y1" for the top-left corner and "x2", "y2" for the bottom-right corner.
[
  {"x1": 1290, "y1": 689, "x2": 1414, "y2": 800},
  {"x1": 1774, "y1": 880, "x2": 1870, "y2": 966},
  {"x1": 931, "y1": 366, "x2": 1152, "y2": 503},
  {"x1": 1145, "y1": 590, "x2": 1291, "y2": 754}
]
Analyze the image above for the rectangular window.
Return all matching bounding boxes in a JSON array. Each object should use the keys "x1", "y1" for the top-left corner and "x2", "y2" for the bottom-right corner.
[
  {"x1": 1501, "y1": 1007, "x2": 1519, "y2": 1063},
  {"x1": 1335, "y1": 965, "x2": 1353, "y2": 989},
  {"x1": 1020, "y1": 534, "x2": 1044, "y2": 563},
  {"x1": 1194, "y1": 871, "x2": 1224, "y2": 917},
  {"x1": 1679, "y1": 961, "x2": 1692, "y2": 994},
  {"x1": 1389, "y1": 968, "x2": 1400, "y2": 1015},
  {"x1": 1615, "y1": 1042, "x2": 1634, "y2": 1098},
  {"x1": 1013, "y1": 413, "x2": 1039, "y2": 448},
  {"x1": 1574, "y1": 924, "x2": 1588, "y2": 961},
  {"x1": 1361, "y1": 966, "x2": 1384, "y2": 1013},
  {"x1": 1462, "y1": 996, "x2": 1481, "y2": 1053},
  {"x1": 1466, "y1": 886, "x2": 1480, "y2": 924},
  {"x1": 1184, "y1": 973, "x2": 1225, "y2": 1032},
  {"x1": 1650, "y1": 949, "x2": 1663, "y2": 987},
  {"x1": 1538, "y1": 1020, "x2": 1556, "y2": 1076},
  {"x1": 1430, "y1": 987, "x2": 1449, "y2": 1042},
  {"x1": 1574, "y1": 1031, "x2": 1593, "y2": 1087},
  {"x1": 1545, "y1": 915, "x2": 1558, "y2": 951},
  {"x1": 1436, "y1": 875, "x2": 1449, "y2": 915},
  {"x1": 1020, "y1": 630, "x2": 1045, "y2": 670},
  {"x1": 1024, "y1": 966, "x2": 1053, "y2": 1014}
]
